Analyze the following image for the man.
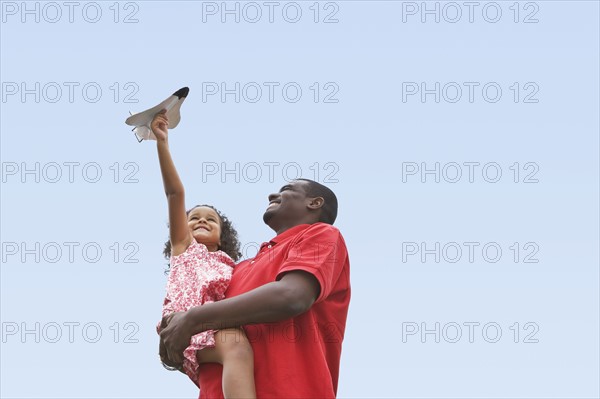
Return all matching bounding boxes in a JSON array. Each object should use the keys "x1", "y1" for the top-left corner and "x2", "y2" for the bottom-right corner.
[{"x1": 159, "y1": 178, "x2": 351, "y2": 398}]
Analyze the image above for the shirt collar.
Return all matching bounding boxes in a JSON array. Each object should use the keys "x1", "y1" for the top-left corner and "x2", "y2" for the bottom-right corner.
[{"x1": 260, "y1": 223, "x2": 311, "y2": 249}]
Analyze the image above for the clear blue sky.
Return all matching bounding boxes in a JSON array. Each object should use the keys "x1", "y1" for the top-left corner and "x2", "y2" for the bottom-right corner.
[{"x1": 1, "y1": 1, "x2": 598, "y2": 397}]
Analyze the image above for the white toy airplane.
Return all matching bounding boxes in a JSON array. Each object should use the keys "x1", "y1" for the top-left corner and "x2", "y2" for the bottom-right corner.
[{"x1": 125, "y1": 87, "x2": 189, "y2": 142}]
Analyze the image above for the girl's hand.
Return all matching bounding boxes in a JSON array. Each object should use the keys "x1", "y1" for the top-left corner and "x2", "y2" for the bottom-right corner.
[{"x1": 151, "y1": 109, "x2": 169, "y2": 142}]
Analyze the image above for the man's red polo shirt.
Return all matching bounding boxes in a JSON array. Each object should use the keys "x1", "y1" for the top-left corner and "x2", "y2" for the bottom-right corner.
[{"x1": 197, "y1": 222, "x2": 351, "y2": 398}]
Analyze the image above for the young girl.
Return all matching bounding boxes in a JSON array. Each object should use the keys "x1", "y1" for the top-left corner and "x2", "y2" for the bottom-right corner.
[{"x1": 152, "y1": 110, "x2": 256, "y2": 398}]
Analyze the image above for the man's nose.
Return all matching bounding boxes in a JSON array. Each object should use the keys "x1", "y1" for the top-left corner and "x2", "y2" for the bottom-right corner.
[{"x1": 268, "y1": 193, "x2": 279, "y2": 202}]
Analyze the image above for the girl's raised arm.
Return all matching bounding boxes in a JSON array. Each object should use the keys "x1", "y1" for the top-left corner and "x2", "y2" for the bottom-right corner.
[{"x1": 152, "y1": 110, "x2": 192, "y2": 256}]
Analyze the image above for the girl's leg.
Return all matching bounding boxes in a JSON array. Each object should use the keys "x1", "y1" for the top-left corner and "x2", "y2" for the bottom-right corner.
[{"x1": 196, "y1": 328, "x2": 256, "y2": 399}]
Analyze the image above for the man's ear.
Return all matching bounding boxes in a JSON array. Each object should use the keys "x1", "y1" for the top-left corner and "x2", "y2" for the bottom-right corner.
[{"x1": 307, "y1": 196, "x2": 324, "y2": 210}]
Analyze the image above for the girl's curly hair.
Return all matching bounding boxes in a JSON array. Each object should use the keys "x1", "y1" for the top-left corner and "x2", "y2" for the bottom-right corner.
[{"x1": 163, "y1": 204, "x2": 242, "y2": 273}]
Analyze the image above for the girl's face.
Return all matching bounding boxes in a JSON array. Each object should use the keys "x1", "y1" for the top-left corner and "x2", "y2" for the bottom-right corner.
[{"x1": 187, "y1": 206, "x2": 221, "y2": 251}]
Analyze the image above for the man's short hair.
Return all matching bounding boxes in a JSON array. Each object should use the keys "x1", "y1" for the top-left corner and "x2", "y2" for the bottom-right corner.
[{"x1": 297, "y1": 178, "x2": 338, "y2": 225}]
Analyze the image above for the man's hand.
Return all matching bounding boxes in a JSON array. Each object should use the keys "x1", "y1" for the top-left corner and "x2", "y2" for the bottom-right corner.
[
  {"x1": 159, "y1": 335, "x2": 181, "y2": 370},
  {"x1": 159, "y1": 311, "x2": 192, "y2": 368},
  {"x1": 151, "y1": 109, "x2": 169, "y2": 142}
]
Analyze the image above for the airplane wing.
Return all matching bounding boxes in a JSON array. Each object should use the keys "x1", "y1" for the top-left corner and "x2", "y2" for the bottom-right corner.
[{"x1": 125, "y1": 87, "x2": 190, "y2": 135}]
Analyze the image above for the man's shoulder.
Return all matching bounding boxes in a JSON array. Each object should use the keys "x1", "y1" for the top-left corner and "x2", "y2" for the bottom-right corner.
[{"x1": 296, "y1": 223, "x2": 348, "y2": 258}]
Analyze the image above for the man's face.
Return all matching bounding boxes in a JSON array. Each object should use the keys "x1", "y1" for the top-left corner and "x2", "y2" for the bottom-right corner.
[{"x1": 263, "y1": 180, "x2": 312, "y2": 228}]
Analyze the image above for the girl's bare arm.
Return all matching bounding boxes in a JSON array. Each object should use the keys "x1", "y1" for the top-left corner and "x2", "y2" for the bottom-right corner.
[{"x1": 152, "y1": 111, "x2": 192, "y2": 256}]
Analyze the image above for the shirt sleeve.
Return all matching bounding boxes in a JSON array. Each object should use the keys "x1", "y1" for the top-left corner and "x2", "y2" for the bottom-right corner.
[{"x1": 276, "y1": 223, "x2": 348, "y2": 304}]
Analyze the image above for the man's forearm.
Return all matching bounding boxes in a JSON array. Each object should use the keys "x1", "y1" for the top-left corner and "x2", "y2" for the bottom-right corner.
[
  {"x1": 185, "y1": 280, "x2": 309, "y2": 335},
  {"x1": 160, "y1": 269, "x2": 319, "y2": 366}
]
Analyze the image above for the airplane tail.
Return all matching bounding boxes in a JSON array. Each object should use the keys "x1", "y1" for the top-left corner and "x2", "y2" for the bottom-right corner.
[{"x1": 133, "y1": 125, "x2": 155, "y2": 142}]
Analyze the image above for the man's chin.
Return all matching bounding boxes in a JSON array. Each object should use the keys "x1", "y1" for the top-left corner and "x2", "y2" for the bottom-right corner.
[
  {"x1": 263, "y1": 209, "x2": 276, "y2": 225},
  {"x1": 262, "y1": 210, "x2": 271, "y2": 224}
]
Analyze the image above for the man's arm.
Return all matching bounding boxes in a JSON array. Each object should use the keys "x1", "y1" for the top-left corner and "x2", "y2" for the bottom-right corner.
[{"x1": 159, "y1": 270, "x2": 320, "y2": 366}]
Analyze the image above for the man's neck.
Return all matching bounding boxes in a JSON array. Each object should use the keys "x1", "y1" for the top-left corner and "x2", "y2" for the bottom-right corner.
[{"x1": 271, "y1": 219, "x2": 316, "y2": 236}]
